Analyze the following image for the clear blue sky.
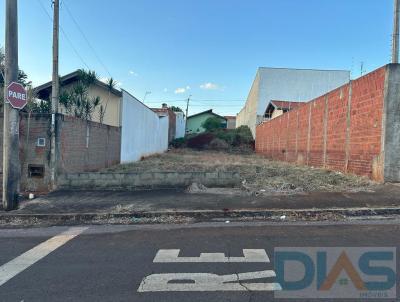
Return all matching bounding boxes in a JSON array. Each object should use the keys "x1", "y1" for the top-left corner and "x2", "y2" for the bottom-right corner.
[{"x1": 0, "y1": 0, "x2": 394, "y2": 115}]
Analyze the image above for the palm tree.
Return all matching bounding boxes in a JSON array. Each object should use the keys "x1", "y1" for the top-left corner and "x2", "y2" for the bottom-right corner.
[{"x1": 60, "y1": 69, "x2": 102, "y2": 121}]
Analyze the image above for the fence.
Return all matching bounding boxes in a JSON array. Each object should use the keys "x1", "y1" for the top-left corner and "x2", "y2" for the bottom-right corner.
[
  {"x1": 120, "y1": 90, "x2": 169, "y2": 163},
  {"x1": 256, "y1": 64, "x2": 400, "y2": 182},
  {"x1": 0, "y1": 113, "x2": 121, "y2": 192}
]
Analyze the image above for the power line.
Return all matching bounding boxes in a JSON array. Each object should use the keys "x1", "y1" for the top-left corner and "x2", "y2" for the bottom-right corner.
[
  {"x1": 145, "y1": 102, "x2": 243, "y2": 107},
  {"x1": 145, "y1": 99, "x2": 245, "y2": 104},
  {"x1": 35, "y1": 0, "x2": 90, "y2": 69},
  {"x1": 192, "y1": 99, "x2": 245, "y2": 102},
  {"x1": 185, "y1": 104, "x2": 243, "y2": 107},
  {"x1": 63, "y1": 0, "x2": 113, "y2": 78}
]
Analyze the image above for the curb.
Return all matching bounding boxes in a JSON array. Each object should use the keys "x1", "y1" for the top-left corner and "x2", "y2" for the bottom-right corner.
[{"x1": 1, "y1": 207, "x2": 400, "y2": 226}]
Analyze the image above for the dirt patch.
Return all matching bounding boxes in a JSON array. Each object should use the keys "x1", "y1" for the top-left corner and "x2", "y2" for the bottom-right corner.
[{"x1": 104, "y1": 149, "x2": 378, "y2": 193}]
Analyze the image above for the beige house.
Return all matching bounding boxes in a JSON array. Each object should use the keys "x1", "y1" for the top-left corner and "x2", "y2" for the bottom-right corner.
[
  {"x1": 35, "y1": 70, "x2": 122, "y2": 127},
  {"x1": 263, "y1": 100, "x2": 303, "y2": 121}
]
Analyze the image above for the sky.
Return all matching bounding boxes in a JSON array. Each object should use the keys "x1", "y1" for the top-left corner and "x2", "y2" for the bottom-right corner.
[{"x1": 0, "y1": 0, "x2": 394, "y2": 116}]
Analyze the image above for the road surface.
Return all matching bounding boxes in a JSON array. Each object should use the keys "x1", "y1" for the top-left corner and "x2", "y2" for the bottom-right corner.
[{"x1": 0, "y1": 220, "x2": 399, "y2": 301}]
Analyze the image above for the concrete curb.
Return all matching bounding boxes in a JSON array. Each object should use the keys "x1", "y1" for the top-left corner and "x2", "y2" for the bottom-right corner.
[
  {"x1": 57, "y1": 171, "x2": 241, "y2": 190},
  {"x1": 1, "y1": 207, "x2": 400, "y2": 226}
]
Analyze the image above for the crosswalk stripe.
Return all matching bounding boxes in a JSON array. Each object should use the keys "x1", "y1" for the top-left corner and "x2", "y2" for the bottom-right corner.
[{"x1": 0, "y1": 227, "x2": 87, "y2": 287}]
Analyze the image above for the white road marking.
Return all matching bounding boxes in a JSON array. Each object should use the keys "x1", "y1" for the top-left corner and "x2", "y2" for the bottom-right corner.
[
  {"x1": 138, "y1": 270, "x2": 282, "y2": 292},
  {"x1": 153, "y1": 249, "x2": 270, "y2": 263},
  {"x1": 0, "y1": 227, "x2": 87, "y2": 287}
]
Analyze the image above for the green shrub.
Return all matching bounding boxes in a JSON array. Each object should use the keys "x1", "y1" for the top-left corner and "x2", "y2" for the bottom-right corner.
[
  {"x1": 178, "y1": 125, "x2": 254, "y2": 153},
  {"x1": 234, "y1": 126, "x2": 253, "y2": 144},
  {"x1": 201, "y1": 117, "x2": 225, "y2": 131},
  {"x1": 212, "y1": 126, "x2": 253, "y2": 146},
  {"x1": 170, "y1": 137, "x2": 187, "y2": 148}
]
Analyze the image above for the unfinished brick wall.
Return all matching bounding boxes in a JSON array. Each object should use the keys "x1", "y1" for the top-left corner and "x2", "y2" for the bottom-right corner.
[
  {"x1": 59, "y1": 115, "x2": 121, "y2": 173},
  {"x1": 256, "y1": 66, "x2": 388, "y2": 181},
  {"x1": 0, "y1": 113, "x2": 121, "y2": 192},
  {"x1": 0, "y1": 113, "x2": 52, "y2": 192}
]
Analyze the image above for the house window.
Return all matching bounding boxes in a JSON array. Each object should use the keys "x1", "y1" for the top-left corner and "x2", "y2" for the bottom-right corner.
[
  {"x1": 264, "y1": 110, "x2": 273, "y2": 119},
  {"x1": 37, "y1": 137, "x2": 46, "y2": 147}
]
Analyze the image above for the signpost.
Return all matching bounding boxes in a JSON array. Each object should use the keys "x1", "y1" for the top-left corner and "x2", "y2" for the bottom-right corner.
[{"x1": 6, "y1": 82, "x2": 27, "y2": 110}]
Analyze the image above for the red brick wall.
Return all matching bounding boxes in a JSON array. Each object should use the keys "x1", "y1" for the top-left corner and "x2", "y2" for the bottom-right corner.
[{"x1": 256, "y1": 66, "x2": 387, "y2": 181}]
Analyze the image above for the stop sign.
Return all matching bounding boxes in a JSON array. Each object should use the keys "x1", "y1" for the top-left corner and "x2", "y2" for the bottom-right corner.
[{"x1": 6, "y1": 82, "x2": 27, "y2": 109}]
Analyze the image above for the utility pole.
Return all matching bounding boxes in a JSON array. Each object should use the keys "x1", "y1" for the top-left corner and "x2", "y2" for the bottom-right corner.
[
  {"x1": 185, "y1": 95, "x2": 191, "y2": 134},
  {"x1": 3, "y1": 0, "x2": 20, "y2": 210},
  {"x1": 393, "y1": 0, "x2": 400, "y2": 63},
  {"x1": 143, "y1": 91, "x2": 151, "y2": 104},
  {"x1": 50, "y1": 0, "x2": 59, "y2": 190}
]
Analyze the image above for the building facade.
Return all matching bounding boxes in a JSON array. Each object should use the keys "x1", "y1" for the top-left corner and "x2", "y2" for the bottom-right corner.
[
  {"x1": 175, "y1": 111, "x2": 186, "y2": 138},
  {"x1": 264, "y1": 101, "x2": 303, "y2": 120},
  {"x1": 237, "y1": 67, "x2": 351, "y2": 137},
  {"x1": 225, "y1": 116, "x2": 237, "y2": 129},
  {"x1": 186, "y1": 110, "x2": 227, "y2": 134},
  {"x1": 152, "y1": 104, "x2": 177, "y2": 143},
  {"x1": 35, "y1": 70, "x2": 122, "y2": 127}
]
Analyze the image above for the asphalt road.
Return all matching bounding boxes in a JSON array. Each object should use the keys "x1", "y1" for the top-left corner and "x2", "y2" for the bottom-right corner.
[{"x1": 0, "y1": 221, "x2": 399, "y2": 301}]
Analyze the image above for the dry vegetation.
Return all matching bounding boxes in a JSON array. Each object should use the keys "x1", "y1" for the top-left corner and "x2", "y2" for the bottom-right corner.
[{"x1": 105, "y1": 149, "x2": 377, "y2": 193}]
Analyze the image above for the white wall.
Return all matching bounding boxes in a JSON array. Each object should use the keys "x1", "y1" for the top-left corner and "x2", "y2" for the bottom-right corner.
[
  {"x1": 120, "y1": 90, "x2": 169, "y2": 163},
  {"x1": 175, "y1": 112, "x2": 185, "y2": 139}
]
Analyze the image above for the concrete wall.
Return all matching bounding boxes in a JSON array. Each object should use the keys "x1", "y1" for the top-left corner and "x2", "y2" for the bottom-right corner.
[
  {"x1": 237, "y1": 71, "x2": 260, "y2": 137},
  {"x1": 175, "y1": 112, "x2": 186, "y2": 138},
  {"x1": 226, "y1": 117, "x2": 236, "y2": 129},
  {"x1": 120, "y1": 90, "x2": 169, "y2": 163},
  {"x1": 58, "y1": 171, "x2": 241, "y2": 190},
  {"x1": 152, "y1": 108, "x2": 177, "y2": 142},
  {"x1": 237, "y1": 68, "x2": 350, "y2": 137},
  {"x1": 255, "y1": 65, "x2": 400, "y2": 182},
  {"x1": 382, "y1": 64, "x2": 400, "y2": 181}
]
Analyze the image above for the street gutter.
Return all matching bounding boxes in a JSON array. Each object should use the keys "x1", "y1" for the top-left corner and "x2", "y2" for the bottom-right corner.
[{"x1": 1, "y1": 206, "x2": 400, "y2": 227}]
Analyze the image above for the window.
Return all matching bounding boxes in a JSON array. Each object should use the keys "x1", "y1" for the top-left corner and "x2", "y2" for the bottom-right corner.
[{"x1": 37, "y1": 137, "x2": 46, "y2": 147}]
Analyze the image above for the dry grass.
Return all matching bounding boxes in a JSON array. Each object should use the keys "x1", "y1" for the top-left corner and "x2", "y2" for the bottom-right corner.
[{"x1": 105, "y1": 149, "x2": 377, "y2": 193}]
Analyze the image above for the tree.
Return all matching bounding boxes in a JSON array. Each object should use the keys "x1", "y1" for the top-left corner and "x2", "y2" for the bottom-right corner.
[
  {"x1": 170, "y1": 106, "x2": 183, "y2": 113},
  {"x1": 59, "y1": 69, "x2": 102, "y2": 121},
  {"x1": 24, "y1": 84, "x2": 50, "y2": 113},
  {"x1": 201, "y1": 117, "x2": 225, "y2": 132}
]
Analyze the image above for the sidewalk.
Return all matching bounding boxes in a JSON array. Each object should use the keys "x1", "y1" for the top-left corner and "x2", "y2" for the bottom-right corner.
[{"x1": 1, "y1": 184, "x2": 400, "y2": 226}]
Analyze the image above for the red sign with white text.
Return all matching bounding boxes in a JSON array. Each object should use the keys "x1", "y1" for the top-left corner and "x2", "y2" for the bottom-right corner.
[{"x1": 6, "y1": 82, "x2": 27, "y2": 109}]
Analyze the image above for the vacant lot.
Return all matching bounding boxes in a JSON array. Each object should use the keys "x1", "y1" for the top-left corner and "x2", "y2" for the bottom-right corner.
[{"x1": 105, "y1": 149, "x2": 377, "y2": 193}]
